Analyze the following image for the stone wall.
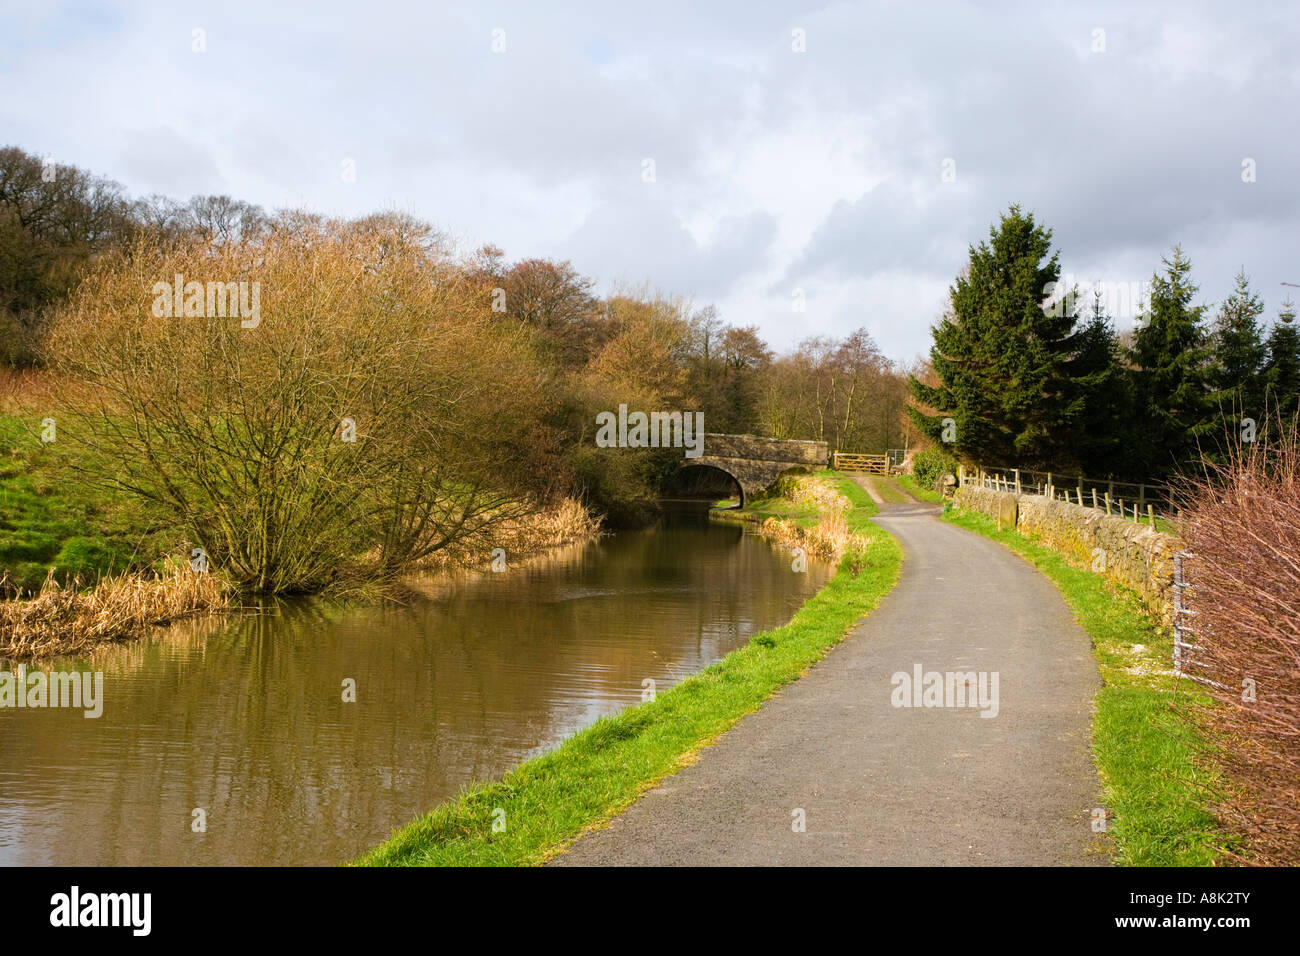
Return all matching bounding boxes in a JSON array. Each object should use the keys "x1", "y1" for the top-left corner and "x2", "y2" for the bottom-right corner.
[
  {"x1": 701, "y1": 434, "x2": 829, "y2": 466},
  {"x1": 684, "y1": 434, "x2": 831, "y2": 507},
  {"x1": 954, "y1": 485, "x2": 1180, "y2": 624}
]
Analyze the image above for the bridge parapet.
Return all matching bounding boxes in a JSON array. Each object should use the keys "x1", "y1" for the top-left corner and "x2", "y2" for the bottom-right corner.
[{"x1": 701, "y1": 434, "x2": 829, "y2": 467}]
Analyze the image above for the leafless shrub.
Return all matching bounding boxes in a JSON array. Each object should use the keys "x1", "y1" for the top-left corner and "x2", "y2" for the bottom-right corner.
[
  {"x1": 44, "y1": 214, "x2": 560, "y2": 594},
  {"x1": 1175, "y1": 415, "x2": 1300, "y2": 864}
]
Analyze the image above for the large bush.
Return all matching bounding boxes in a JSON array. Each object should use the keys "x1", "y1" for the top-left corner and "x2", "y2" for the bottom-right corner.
[
  {"x1": 911, "y1": 446, "x2": 957, "y2": 491},
  {"x1": 46, "y1": 214, "x2": 559, "y2": 593}
]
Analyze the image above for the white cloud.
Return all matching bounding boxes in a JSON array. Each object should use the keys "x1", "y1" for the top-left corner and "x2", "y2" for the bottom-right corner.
[{"x1": 2, "y1": 0, "x2": 1296, "y2": 359}]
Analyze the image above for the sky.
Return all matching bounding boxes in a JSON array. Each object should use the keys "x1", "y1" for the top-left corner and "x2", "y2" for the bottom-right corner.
[{"x1": 2, "y1": 0, "x2": 1297, "y2": 364}]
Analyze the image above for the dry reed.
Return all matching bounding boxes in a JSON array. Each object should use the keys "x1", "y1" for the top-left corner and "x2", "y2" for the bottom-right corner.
[
  {"x1": 0, "y1": 566, "x2": 230, "y2": 660},
  {"x1": 413, "y1": 496, "x2": 602, "y2": 573},
  {"x1": 755, "y1": 476, "x2": 866, "y2": 559}
]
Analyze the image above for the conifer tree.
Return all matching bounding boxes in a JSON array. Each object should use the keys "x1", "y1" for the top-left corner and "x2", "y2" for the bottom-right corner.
[
  {"x1": 1208, "y1": 268, "x2": 1267, "y2": 424},
  {"x1": 908, "y1": 205, "x2": 1075, "y2": 467},
  {"x1": 1127, "y1": 246, "x2": 1214, "y2": 476},
  {"x1": 1263, "y1": 298, "x2": 1300, "y2": 422},
  {"x1": 1061, "y1": 291, "x2": 1133, "y2": 476}
]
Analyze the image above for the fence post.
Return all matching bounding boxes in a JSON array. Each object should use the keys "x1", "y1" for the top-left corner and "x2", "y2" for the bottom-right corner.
[
  {"x1": 1104, "y1": 492, "x2": 1111, "y2": 515},
  {"x1": 1045, "y1": 472, "x2": 1052, "y2": 498},
  {"x1": 1092, "y1": 488, "x2": 1098, "y2": 509},
  {"x1": 1147, "y1": 504, "x2": 1155, "y2": 529},
  {"x1": 1138, "y1": 484, "x2": 1146, "y2": 510},
  {"x1": 1013, "y1": 469, "x2": 1021, "y2": 494},
  {"x1": 1173, "y1": 551, "x2": 1185, "y2": 674}
]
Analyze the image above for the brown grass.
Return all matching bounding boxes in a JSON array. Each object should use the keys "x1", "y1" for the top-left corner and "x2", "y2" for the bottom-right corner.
[
  {"x1": 755, "y1": 476, "x2": 866, "y2": 559},
  {"x1": 1175, "y1": 421, "x2": 1300, "y2": 865},
  {"x1": 0, "y1": 367, "x2": 61, "y2": 412},
  {"x1": 0, "y1": 566, "x2": 230, "y2": 660}
]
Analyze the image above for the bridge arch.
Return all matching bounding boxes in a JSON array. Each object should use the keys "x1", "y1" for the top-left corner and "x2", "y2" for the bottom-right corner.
[
  {"x1": 674, "y1": 434, "x2": 830, "y2": 508},
  {"x1": 673, "y1": 460, "x2": 750, "y2": 507}
]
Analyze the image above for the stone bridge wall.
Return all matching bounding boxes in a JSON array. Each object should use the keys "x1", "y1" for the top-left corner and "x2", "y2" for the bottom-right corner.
[
  {"x1": 701, "y1": 434, "x2": 829, "y2": 466},
  {"x1": 683, "y1": 434, "x2": 830, "y2": 506},
  {"x1": 954, "y1": 485, "x2": 1180, "y2": 624}
]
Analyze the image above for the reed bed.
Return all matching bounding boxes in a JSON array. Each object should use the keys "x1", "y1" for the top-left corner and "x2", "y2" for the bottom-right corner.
[
  {"x1": 0, "y1": 566, "x2": 230, "y2": 660},
  {"x1": 413, "y1": 497, "x2": 602, "y2": 573},
  {"x1": 756, "y1": 476, "x2": 867, "y2": 560}
]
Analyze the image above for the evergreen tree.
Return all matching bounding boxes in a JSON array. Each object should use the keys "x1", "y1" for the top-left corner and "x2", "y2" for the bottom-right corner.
[
  {"x1": 1208, "y1": 268, "x2": 1267, "y2": 425},
  {"x1": 1127, "y1": 246, "x2": 1214, "y2": 477},
  {"x1": 1263, "y1": 298, "x2": 1300, "y2": 422},
  {"x1": 1061, "y1": 291, "x2": 1133, "y2": 476},
  {"x1": 908, "y1": 205, "x2": 1075, "y2": 467}
]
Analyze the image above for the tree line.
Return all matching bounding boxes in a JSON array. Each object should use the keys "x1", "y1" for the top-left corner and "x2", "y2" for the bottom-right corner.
[
  {"x1": 909, "y1": 205, "x2": 1300, "y2": 480},
  {"x1": 1, "y1": 145, "x2": 912, "y2": 564}
]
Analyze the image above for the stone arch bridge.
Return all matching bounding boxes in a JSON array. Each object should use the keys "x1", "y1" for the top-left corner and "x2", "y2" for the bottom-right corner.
[{"x1": 679, "y1": 434, "x2": 830, "y2": 507}]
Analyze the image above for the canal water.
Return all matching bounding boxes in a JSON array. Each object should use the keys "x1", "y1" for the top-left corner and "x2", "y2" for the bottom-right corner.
[{"x1": 0, "y1": 506, "x2": 831, "y2": 865}]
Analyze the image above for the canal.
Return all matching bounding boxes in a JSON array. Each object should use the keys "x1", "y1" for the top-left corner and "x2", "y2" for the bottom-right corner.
[{"x1": 0, "y1": 505, "x2": 832, "y2": 865}]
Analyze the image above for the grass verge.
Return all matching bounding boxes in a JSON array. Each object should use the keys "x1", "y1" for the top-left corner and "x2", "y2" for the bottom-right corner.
[
  {"x1": 863, "y1": 474, "x2": 910, "y2": 504},
  {"x1": 894, "y1": 473, "x2": 944, "y2": 503},
  {"x1": 943, "y1": 507, "x2": 1234, "y2": 866},
  {"x1": 359, "y1": 473, "x2": 901, "y2": 866}
]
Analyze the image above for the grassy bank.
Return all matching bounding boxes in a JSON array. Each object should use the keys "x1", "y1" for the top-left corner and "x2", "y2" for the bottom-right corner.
[
  {"x1": 0, "y1": 412, "x2": 167, "y2": 595},
  {"x1": 943, "y1": 507, "x2": 1234, "y2": 866},
  {"x1": 360, "y1": 473, "x2": 902, "y2": 866}
]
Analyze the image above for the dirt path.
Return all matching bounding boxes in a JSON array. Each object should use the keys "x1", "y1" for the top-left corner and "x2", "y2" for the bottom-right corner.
[
  {"x1": 855, "y1": 474, "x2": 886, "y2": 504},
  {"x1": 552, "y1": 500, "x2": 1107, "y2": 866}
]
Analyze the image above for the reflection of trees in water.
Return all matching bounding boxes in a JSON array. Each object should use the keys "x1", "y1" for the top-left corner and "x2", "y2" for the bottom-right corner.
[{"x1": 3, "y1": 525, "x2": 833, "y2": 865}]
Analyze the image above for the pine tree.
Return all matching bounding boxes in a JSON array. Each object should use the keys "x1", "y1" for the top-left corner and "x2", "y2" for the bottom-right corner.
[
  {"x1": 1208, "y1": 268, "x2": 1267, "y2": 425},
  {"x1": 1127, "y1": 246, "x2": 1213, "y2": 477},
  {"x1": 1061, "y1": 291, "x2": 1133, "y2": 476},
  {"x1": 1263, "y1": 298, "x2": 1300, "y2": 422},
  {"x1": 908, "y1": 205, "x2": 1075, "y2": 467}
]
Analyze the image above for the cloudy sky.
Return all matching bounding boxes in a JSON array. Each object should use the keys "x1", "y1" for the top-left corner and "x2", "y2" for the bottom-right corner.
[{"x1": 2, "y1": 0, "x2": 1297, "y2": 362}]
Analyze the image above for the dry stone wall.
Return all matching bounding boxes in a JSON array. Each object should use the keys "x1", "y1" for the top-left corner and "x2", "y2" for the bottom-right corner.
[{"x1": 954, "y1": 485, "x2": 1180, "y2": 624}]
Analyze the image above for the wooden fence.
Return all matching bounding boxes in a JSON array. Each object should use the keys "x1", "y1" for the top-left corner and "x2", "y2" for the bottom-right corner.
[{"x1": 958, "y1": 463, "x2": 1173, "y2": 527}]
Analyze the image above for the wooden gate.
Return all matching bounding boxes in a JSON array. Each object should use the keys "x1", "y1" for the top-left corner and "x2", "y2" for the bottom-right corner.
[{"x1": 832, "y1": 452, "x2": 888, "y2": 474}]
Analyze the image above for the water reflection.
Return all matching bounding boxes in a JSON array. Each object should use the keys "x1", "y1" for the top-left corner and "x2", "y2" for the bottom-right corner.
[{"x1": 0, "y1": 510, "x2": 830, "y2": 865}]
